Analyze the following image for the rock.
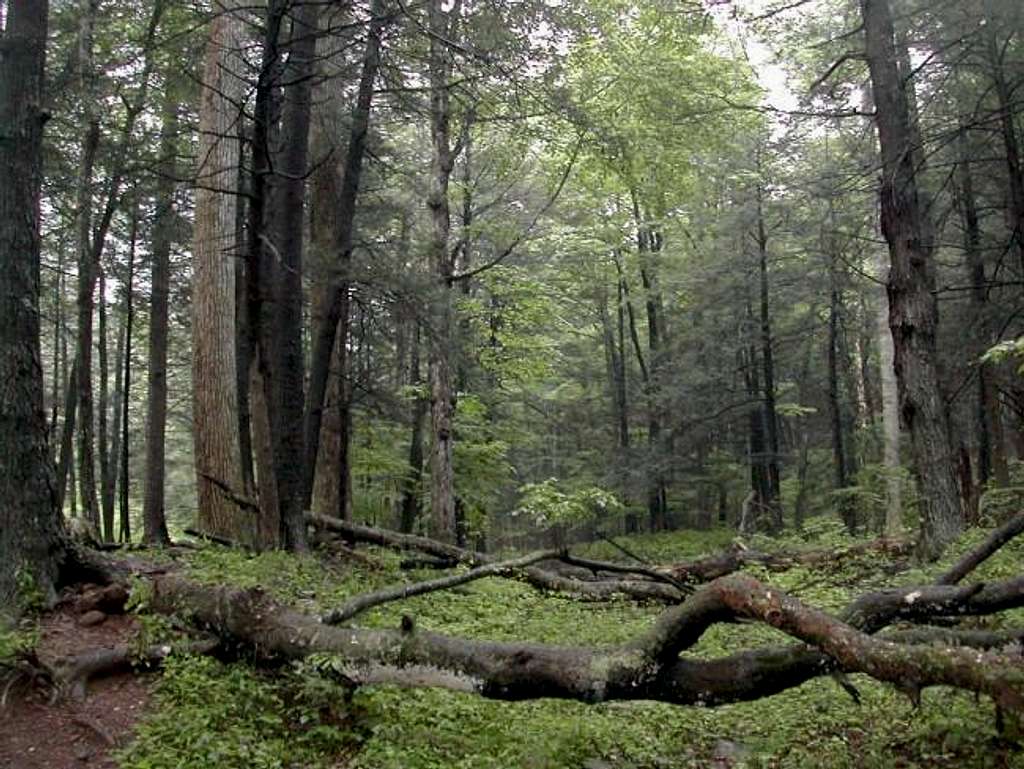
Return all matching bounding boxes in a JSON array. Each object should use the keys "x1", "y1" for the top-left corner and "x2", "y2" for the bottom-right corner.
[
  {"x1": 78, "y1": 583, "x2": 129, "y2": 614},
  {"x1": 79, "y1": 610, "x2": 107, "y2": 627},
  {"x1": 711, "y1": 739, "x2": 750, "y2": 767}
]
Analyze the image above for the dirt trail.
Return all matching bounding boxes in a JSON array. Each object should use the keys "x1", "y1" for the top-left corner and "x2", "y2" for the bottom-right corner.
[{"x1": 1, "y1": 590, "x2": 151, "y2": 769}]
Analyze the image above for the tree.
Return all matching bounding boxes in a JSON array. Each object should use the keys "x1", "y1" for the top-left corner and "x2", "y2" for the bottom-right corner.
[
  {"x1": 861, "y1": 0, "x2": 962, "y2": 559},
  {"x1": 426, "y1": 0, "x2": 461, "y2": 542},
  {"x1": 192, "y1": 0, "x2": 249, "y2": 543},
  {"x1": 142, "y1": 86, "x2": 178, "y2": 546},
  {"x1": 0, "y1": 0, "x2": 64, "y2": 608}
]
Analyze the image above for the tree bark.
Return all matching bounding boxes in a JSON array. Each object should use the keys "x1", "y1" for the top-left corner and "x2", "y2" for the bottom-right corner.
[
  {"x1": 192, "y1": 0, "x2": 249, "y2": 542},
  {"x1": 0, "y1": 0, "x2": 66, "y2": 608},
  {"x1": 861, "y1": 0, "x2": 962, "y2": 559},
  {"x1": 148, "y1": 568, "x2": 1024, "y2": 713},
  {"x1": 427, "y1": 0, "x2": 462, "y2": 543},
  {"x1": 269, "y1": 1, "x2": 318, "y2": 551},
  {"x1": 73, "y1": 0, "x2": 101, "y2": 532},
  {"x1": 142, "y1": 89, "x2": 177, "y2": 547},
  {"x1": 303, "y1": 0, "x2": 387, "y2": 514}
]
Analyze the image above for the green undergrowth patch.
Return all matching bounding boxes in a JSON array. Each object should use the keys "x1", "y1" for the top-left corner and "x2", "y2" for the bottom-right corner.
[
  {"x1": 122, "y1": 524, "x2": 1024, "y2": 768},
  {"x1": 117, "y1": 653, "x2": 364, "y2": 769}
]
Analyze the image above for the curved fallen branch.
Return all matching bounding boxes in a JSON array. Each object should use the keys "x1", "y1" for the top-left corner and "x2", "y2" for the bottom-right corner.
[
  {"x1": 322, "y1": 550, "x2": 562, "y2": 625},
  {"x1": 938, "y1": 512, "x2": 1024, "y2": 585},
  {"x1": 307, "y1": 513, "x2": 686, "y2": 604},
  {"x1": 146, "y1": 570, "x2": 1024, "y2": 712}
]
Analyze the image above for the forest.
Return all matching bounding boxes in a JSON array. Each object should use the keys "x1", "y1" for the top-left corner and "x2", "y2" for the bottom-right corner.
[{"x1": 3, "y1": 0, "x2": 1024, "y2": 765}]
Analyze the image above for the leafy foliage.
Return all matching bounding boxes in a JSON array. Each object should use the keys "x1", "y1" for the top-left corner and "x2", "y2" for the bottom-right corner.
[{"x1": 118, "y1": 526, "x2": 1024, "y2": 768}]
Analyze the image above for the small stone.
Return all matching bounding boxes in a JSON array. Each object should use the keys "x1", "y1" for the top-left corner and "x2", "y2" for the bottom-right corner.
[
  {"x1": 76, "y1": 745, "x2": 93, "y2": 761},
  {"x1": 79, "y1": 610, "x2": 107, "y2": 627},
  {"x1": 711, "y1": 739, "x2": 751, "y2": 767}
]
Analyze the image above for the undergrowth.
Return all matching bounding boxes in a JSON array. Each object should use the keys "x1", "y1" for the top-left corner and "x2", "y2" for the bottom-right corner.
[{"x1": 118, "y1": 522, "x2": 1024, "y2": 768}]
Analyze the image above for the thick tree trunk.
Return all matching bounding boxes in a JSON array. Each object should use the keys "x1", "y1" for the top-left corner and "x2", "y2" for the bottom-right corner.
[
  {"x1": 426, "y1": 0, "x2": 462, "y2": 543},
  {"x1": 192, "y1": 0, "x2": 249, "y2": 542},
  {"x1": 303, "y1": 0, "x2": 386, "y2": 513},
  {"x1": 861, "y1": 0, "x2": 962, "y2": 559},
  {"x1": 0, "y1": 0, "x2": 66, "y2": 608},
  {"x1": 268, "y1": 2, "x2": 318, "y2": 552},
  {"x1": 142, "y1": 91, "x2": 177, "y2": 546}
]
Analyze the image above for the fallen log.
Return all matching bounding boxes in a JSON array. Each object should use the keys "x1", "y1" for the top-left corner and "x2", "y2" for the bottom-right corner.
[
  {"x1": 322, "y1": 550, "x2": 562, "y2": 625},
  {"x1": 306, "y1": 513, "x2": 686, "y2": 604},
  {"x1": 146, "y1": 571, "x2": 1024, "y2": 712},
  {"x1": 938, "y1": 512, "x2": 1024, "y2": 585}
]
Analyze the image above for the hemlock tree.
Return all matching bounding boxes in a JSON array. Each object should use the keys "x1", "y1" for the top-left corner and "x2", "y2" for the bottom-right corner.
[
  {"x1": 861, "y1": 0, "x2": 963, "y2": 559},
  {"x1": 192, "y1": 0, "x2": 249, "y2": 543},
  {"x1": 0, "y1": 0, "x2": 65, "y2": 608}
]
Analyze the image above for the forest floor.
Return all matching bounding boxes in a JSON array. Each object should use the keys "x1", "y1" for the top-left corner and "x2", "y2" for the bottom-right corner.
[
  {"x1": 0, "y1": 589, "x2": 151, "y2": 769},
  {"x1": 3, "y1": 520, "x2": 1024, "y2": 768}
]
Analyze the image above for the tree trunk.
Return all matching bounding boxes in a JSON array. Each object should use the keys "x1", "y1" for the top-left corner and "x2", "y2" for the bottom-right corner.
[
  {"x1": 193, "y1": 0, "x2": 249, "y2": 542},
  {"x1": 73, "y1": 0, "x2": 101, "y2": 533},
  {"x1": 875, "y1": 248, "x2": 902, "y2": 538},
  {"x1": 0, "y1": 0, "x2": 65, "y2": 607},
  {"x1": 630, "y1": 191, "x2": 668, "y2": 532},
  {"x1": 861, "y1": 0, "x2": 962, "y2": 559},
  {"x1": 957, "y1": 125, "x2": 1009, "y2": 490},
  {"x1": 269, "y1": 2, "x2": 318, "y2": 551},
  {"x1": 142, "y1": 90, "x2": 177, "y2": 546},
  {"x1": 426, "y1": 0, "x2": 462, "y2": 543},
  {"x1": 400, "y1": 320, "x2": 428, "y2": 534},
  {"x1": 303, "y1": 0, "x2": 387, "y2": 514},
  {"x1": 755, "y1": 187, "x2": 782, "y2": 532},
  {"x1": 828, "y1": 251, "x2": 851, "y2": 502},
  {"x1": 117, "y1": 202, "x2": 137, "y2": 543},
  {"x1": 983, "y1": 0, "x2": 1024, "y2": 273},
  {"x1": 98, "y1": 269, "x2": 114, "y2": 541}
]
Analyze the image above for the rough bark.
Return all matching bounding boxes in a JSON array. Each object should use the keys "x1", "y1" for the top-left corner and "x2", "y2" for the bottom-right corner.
[
  {"x1": 861, "y1": 0, "x2": 962, "y2": 559},
  {"x1": 426, "y1": 0, "x2": 461, "y2": 543},
  {"x1": 269, "y1": 2, "x2": 318, "y2": 551},
  {"x1": 147, "y1": 569, "x2": 1024, "y2": 713},
  {"x1": 73, "y1": 6, "x2": 101, "y2": 532},
  {"x1": 142, "y1": 89, "x2": 177, "y2": 547},
  {"x1": 303, "y1": 0, "x2": 387, "y2": 513},
  {"x1": 0, "y1": 0, "x2": 65, "y2": 608},
  {"x1": 192, "y1": 0, "x2": 249, "y2": 542}
]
